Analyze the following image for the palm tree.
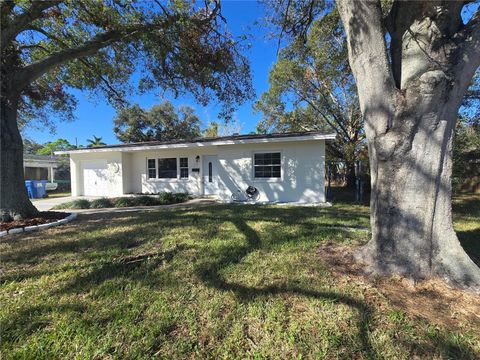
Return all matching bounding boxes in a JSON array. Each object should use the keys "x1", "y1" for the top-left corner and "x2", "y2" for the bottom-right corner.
[{"x1": 86, "y1": 136, "x2": 106, "y2": 148}]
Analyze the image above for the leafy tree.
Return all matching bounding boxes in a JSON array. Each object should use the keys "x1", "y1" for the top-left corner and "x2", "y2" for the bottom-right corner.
[
  {"x1": 453, "y1": 116, "x2": 480, "y2": 192},
  {"x1": 204, "y1": 122, "x2": 220, "y2": 138},
  {"x1": 86, "y1": 136, "x2": 106, "y2": 148},
  {"x1": 202, "y1": 118, "x2": 242, "y2": 137},
  {"x1": 256, "y1": 6, "x2": 363, "y2": 187},
  {"x1": 268, "y1": 0, "x2": 480, "y2": 289},
  {"x1": 114, "y1": 101, "x2": 201, "y2": 142},
  {"x1": 36, "y1": 138, "x2": 76, "y2": 155},
  {"x1": 1, "y1": 0, "x2": 253, "y2": 221},
  {"x1": 23, "y1": 138, "x2": 43, "y2": 155}
]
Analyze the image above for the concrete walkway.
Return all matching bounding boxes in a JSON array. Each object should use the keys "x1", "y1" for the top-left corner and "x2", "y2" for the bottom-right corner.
[
  {"x1": 32, "y1": 196, "x2": 218, "y2": 213},
  {"x1": 69, "y1": 198, "x2": 218, "y2": 214},
  {"x1": 32, "y1": 196, "x2": 99, "y2": 211}
]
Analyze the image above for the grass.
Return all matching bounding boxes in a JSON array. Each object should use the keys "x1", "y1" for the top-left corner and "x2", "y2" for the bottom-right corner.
[{"x1": 1, "y1": 195, "x2": 479, "y2": 359}]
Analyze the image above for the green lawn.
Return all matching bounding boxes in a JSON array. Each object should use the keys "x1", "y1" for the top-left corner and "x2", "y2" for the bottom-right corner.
[{"x1": 1, "y1": 196, "x2": 479, "y2": 359}]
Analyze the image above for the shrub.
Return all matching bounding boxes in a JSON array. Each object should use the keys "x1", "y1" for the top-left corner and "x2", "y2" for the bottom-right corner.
[
  {"x1": 172, "y1": 192, "x2": 190, "y2": 203},
  {"x1": 71, "y1": 199, "x2": 90, "y2": 209},
  {"x1": 90, "y1": 197, "x2": 113, "y2": 209},
  {"x1": 53, "y1": 193, "x2": 189, "y2": 210},
  {"x1": 158, "y1": 191, "x2": 175, "y2": 204},
  {"x1": 157, "y1": 192, "x2": 190, "y2": 204},
  {"x1": 135, "y1": 196, "x2": 159, "y2": 206},
  {"x1": 112, "y1": 197, "x2": 136, "y2": 208}
]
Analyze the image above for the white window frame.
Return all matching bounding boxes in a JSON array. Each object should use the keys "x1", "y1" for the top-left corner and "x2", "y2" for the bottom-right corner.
[
  {"x1": 147, "y1": 156, "x2": 193, "y2": 181},
  {"x1": 147, "y1": 158, "x2": 157, "y2": 179},
  {"x1": 252, "y1": 150, "x2": 283, "y2": 182},
  {"x1": 179, "y1": 157, "x2": 189, "y2": 180}
]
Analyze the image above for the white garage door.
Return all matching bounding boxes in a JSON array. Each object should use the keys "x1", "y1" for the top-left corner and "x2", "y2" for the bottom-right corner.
[{"x1": 83, "y1": 160, "x2": 108, "y2": 196}]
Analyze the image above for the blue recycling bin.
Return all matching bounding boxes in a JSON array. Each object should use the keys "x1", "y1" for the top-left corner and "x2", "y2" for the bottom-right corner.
[
  {"x1": 25, "y1": 180, "x2": 35, "y2": 199},
  {"x1": 33, "y1": 180, "x2": 48, "y2": 198},
  {"x1": 25, "y1": 180, "x2": 48, "y2": 198}
]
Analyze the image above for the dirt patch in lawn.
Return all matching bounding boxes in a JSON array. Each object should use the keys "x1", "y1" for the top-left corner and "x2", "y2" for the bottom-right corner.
[
  {"x1": 317, "y1": 243, "x2": 480, "y2": 331},
  {"x1": 0, "y1": 211, "x2": 69, "y2": 232}
]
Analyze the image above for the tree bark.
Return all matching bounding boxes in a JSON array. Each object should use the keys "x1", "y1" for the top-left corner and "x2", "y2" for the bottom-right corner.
[
  {"x1": 358, "y1": 102, "x2": 480, "y2": 289},
  {"x1": 337, "y1": 0, "x2": 480, "y2": 290},
  {"x1": 0, "y1": 93, "x2": 39, "y2": 221}
]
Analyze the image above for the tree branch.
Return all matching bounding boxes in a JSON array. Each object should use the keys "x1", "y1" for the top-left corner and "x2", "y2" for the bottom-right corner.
[
  {"x1": 16, "y1": 25, "x2": 155, "y2": 89},
  {"x1": 78, "y1": 57, "x2": 127, "y2": 104},
  {"x1": 1, "y1": 0, "x2": 63, "y2": 52},
  {"x1": 452, "y1": 8, "x2": 480, "y2": 105}
]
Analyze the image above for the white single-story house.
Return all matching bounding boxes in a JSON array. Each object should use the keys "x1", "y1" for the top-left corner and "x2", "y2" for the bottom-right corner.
[{"x1": 56, "y1": 131, "x2": 335, "y2": 203}]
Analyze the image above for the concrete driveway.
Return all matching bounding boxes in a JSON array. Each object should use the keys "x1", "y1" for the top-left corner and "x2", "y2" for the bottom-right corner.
[{"x1": 32, "y1": 196, "x2": 98, "y2": 211}]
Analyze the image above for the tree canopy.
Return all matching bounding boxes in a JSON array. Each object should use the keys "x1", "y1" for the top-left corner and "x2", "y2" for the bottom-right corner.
[
  {"x1": 1, "y1": 0, "x2": 254, "y2": 220},
  {"x1": 36, "y1": 138, "x2": 76, "y2": 155},
  {"x1": 1, "y1": 0, "x2": 254, "y2": 127},
  {"x1": 113, "y1": 101, "x2": 202, "y2": 143},
  {"x1": 203, "y1": 121, "x2": 220, "y2": 138},
  {"x1": 258, "y1": 2, "x2": 365, "y2": 185},
  {"x1": 86, "y1": 135, "x2": 106, "y2": 148}
]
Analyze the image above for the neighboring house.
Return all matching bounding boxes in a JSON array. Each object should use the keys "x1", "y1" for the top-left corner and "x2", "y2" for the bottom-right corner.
[
  {"x1": 56, "y1": 131, "x2": 336, "y2": 203},
  {"x1": 23, "y1": 154, "x2": 62, "y2": 190}
]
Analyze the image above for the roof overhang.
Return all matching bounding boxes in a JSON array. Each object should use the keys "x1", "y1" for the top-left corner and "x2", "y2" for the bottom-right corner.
[{"x1": 55, "y1": 133, "x2": 336, "y2": 155}]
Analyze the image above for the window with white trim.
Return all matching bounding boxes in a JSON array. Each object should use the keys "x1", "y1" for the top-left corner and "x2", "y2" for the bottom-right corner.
[
  {"x1": 158, "y1": 158, "x2": 177, "y2": 178},
  {"x1": 254, "y1": 152, "x2": 281, "y2": 178},
  {"x1": 179, "y1": 157, "x2": 188, "y2": 179},
  {"x1": 147, "y1": 159, "x2": 156, "y2": 179}
]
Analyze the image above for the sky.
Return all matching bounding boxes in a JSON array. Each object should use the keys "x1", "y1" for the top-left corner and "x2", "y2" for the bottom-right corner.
[{"x1": 23, "y1": 1, "x2": 278, "y2": 147}]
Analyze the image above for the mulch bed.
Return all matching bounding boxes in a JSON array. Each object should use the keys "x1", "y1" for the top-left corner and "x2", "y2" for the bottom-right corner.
[{"x1": 0, "y1": 211, "x2": 69, "y2": 232}]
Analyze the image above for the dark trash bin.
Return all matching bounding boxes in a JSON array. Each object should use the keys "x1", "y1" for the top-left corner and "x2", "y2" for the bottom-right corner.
[{"x1": 33, "y1": 180, "x2": 48, "y2": 198}]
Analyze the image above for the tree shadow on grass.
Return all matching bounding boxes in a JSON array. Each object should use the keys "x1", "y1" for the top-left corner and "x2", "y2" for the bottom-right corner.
[
  {"x1": 195, "y1": 216, "x2": 376, "y2": 359},
  {"x1": 2, "y1": 303, "x2": 86, "y2": 344},
  {"x1": 1, "y1": 215, "x2": 147, "y2": 265},
  {"x1": 194, "y1": 215, "x2": 480, "y2": 358},
  {"x1": 55, "y1": 244, "x2": 186, "y2": 295}
]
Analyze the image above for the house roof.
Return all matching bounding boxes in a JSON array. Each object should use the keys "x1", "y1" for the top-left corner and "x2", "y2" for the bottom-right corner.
[
  {"x1": 55, "y1": 131, "x2": 336, "y2": 154},
  {"x1": 24, "y1": 154, "x2": 63, "y2": 166}
]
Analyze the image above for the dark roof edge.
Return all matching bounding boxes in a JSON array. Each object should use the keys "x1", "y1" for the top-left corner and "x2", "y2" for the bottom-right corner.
[{"x1": 57, "y1": 131, "x2": 336, "y2": 154}]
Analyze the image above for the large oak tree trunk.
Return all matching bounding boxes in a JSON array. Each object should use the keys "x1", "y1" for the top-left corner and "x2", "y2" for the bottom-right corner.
[
  {"x1": 337, "y1": 0, "x2": 480, "y2": 290},
  {"x1": 0, "y1": 94, "x2": 39, "y2": 221},
  {"x1": 358, "y1": 105, "x2": 480, "y2": 287}
]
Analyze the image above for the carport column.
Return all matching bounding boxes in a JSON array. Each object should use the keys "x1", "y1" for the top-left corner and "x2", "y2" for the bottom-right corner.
[{"x1": 48, "y1": 166, "x2": 55, "y2": 182}]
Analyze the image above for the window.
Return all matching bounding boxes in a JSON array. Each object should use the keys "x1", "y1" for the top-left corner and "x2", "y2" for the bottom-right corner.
[
  {"x1": 254, "y1": 152, "x2": 281, "y2": 178},
  {"x1": 180, "y1": 157, "x2": 188, "y2": 179},
  {"x1": 147, "y1": 159, "x2": 156, "y2": 179},
  {"x1": 158, "y1": 158, "x2": 177, "y2": 178},
  {"x1": 208, "y1": 162, "x2": 212, "y2": 182}
]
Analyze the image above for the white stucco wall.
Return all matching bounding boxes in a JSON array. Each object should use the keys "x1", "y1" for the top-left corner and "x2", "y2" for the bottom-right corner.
[
  {"x1": 70, "y1": 152, "x2": 124, "y2": 196},
  {"x1": 69, "y1": 139, "x2": 327, "y2": 203},
  {"x1": 216, "y1": 140, "x2": 326, "y2": 203}
]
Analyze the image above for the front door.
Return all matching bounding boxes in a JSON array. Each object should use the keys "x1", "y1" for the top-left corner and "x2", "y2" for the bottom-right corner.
[{"x1": 203, "y1": 155, "x2": 218, "y2": 195}]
